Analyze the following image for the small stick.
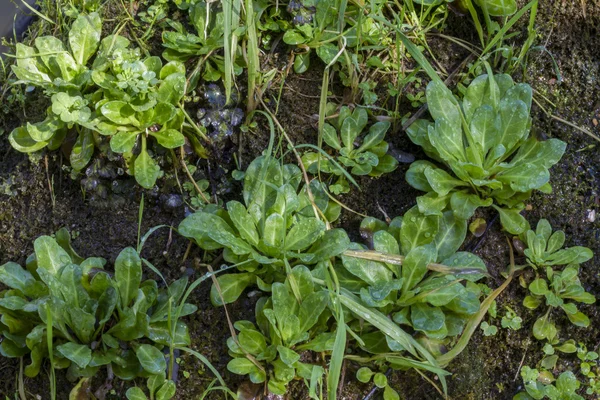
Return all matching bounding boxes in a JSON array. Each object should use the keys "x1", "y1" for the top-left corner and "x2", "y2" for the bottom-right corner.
[{"x1": 179, "y1": 146, "x2": 210, "y2": 203}]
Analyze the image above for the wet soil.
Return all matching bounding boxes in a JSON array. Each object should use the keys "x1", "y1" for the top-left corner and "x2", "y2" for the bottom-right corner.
[{"x1": 1, "y1": 1, "x2": 599, "y2": 399}]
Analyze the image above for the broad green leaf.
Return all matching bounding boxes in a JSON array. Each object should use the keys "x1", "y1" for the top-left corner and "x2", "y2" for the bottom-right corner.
[
  {"x1": 70, "y1": 129, "x2": 94, "y2": 171},
  {"x1": 110, "y1": 131, "x2": 139, "y2": 153},
  {"x1": 566, "y1": 311, "x2": 589, "y2": 327},
  {"x1": 402, "y1": 244, "x2": 437, "y2": 292},
  {"x1": 428, "y1": 118, "x2": 464, "y2": 163},
  {"x1": 277, "y1": 345, "x2": 300, "y2": 366},
  {"x1": 322, "y1": 123, "x2": 341, "y2": 150},
  {"x1": 0, "y1": 262, "x2": 35, "y2": 293},
  {"x1": 9, "y1": 126, "x2": 48, "y2": 153},
  {"x1": 433, "y1": 211, "x2": 467, "y2": 261},
  {"x1": 469, "y1": 105, "x2": 499, "y2": 155},
  {"x1": 450, "y1": 191, "x2": 492, "y2": 220},
  {"x1": 56, "y1": 342, "x2": 92, "y2": 369},
  {"x1": 497, "y1": 99, "x2": 530, "y2": 154},
  {"x1": 357, "y1": 122, "x2": 389, "y2": 153},
  {"x1": 307, "y1": 229, "x2": 350, "y2": 263},
  {"x1": 114, "y1": 247, "x2": 142, "y2": 307},
  {"x1": 529, "y1": 279, "x2": 549, "y2": 296},
  {"x1": 463, "y1": 74, "x2": 502, "y2": 123},
  {"x1": 546, "y1": 247, "x2": 593, "y2": 266},
  {"x1": 157, "y1": 73, "x2": 186, "y2": 105},
  {"x1": 27, "y1": 117, "x2": 63, "y2": 142},
  {"x1": 341, "y1": 117, "x2": 359, "y2": 150},
  {"x1": 546, "y1": 230, "x2": 565, "y2": 254},
  {"x1": 424, "y1": 167, "x2": 466, "y2": 196},
  {"x1": 126, "y1": 387, "x2": 147, "y2": 400},
  {"x1": 136, "y1": 344, "x2": 166, "y2": 375},
  {"x1": 285, "y1": 219, "x2": 326, "y2": 251},
  {"x1": 440, "y1": 252, "x2": 487, "y2": 282},
  {"x1": 34, "y1": 236, "x2": 71, "y2": 275},
  {"x1": 134, "y1": 149, "x2": 161, "y2": 189},
  {"x1": 533, "y1": 315, "x2": 557, "y2": 341},
  {"x1": 400, "y1": 206, "x2": 439, "y2": 254},
  {"x1": 149, "y1": 129, "x2": 185, "y2": 149},
  {"x1": 69, "y1": 13, "x2": 102, "y2": 65},
  {"x1": 497, "y1": 164, "x2": 549, "y2": 192},
  {"x1": 210, "y1": 273, "x2": 255, "y2": 306},
  {"x1": 156, "y1": 380, "x2": 176, "y2": 400},
  {"x1": 238, "y1": 329, "x2": 267, "y2": 355},
  {"x1": 101, "y1": 101, "x2": 137, "y2": 125},
  {"x1": 406, "y1": 160, "x2": 436, "y2": 192},
  {"x1": 263, "y1": 213, "x2": 285, "y2": 248},
  {"x1": 341, "y1": 247, "x2": 392, "y2": 286},
  {"x1": 426, "y1": 80, "x2": 461, "y2": 130},
  {"x1": 298, "y1": 291, "x2": 329, "y2": 332},
  {"x1": 493, "y1": 205, "x2": 528, "y2": 234},
  {"x1": 227, "y1": 201, "x2": 259, "y2": 247}
]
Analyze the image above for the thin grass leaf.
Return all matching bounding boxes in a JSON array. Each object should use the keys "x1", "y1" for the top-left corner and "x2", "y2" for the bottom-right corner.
[{"x1": 327, "y1": 303, "x2": 346, "y2": 400}]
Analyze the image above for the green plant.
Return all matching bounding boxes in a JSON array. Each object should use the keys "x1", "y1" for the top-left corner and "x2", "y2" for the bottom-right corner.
[
  {"x1": 405, "y1": 71, "x2": 566, "y2": 234},
  {"x1": 480, "y1": 321, "x2": 497, "y2": 336},
  {"x1": 302, "y1": 105, "x2": 399, "y2": 194},
  {"x1": 226, "y1": 266, "x2": 328, "y2": 396},
  {"x1": 339, "y1": 209, "x2": 489, "y2": 347},
  {"x1": 178, "y1": 153, "x2": 347, "y2": 305},
  {"x1": 515, "y1": 367, "x2": 583, "y2": 400},
  {"x1": 500, "y1": 306, "x2": 522, "y2": 330},
  {"x1": 356, "y1": 367, "x2": 399, "y2": 400},
  {"x1": 7, "y1": 13, "x2": 190, "y2": 188},
  {"x1": 161, "y1": 1, "x2": 242, "y2": 88},
  {"x1": 518, "y1": 219, "x2": 593, "y2": 270},
  {"x1": 577, "y1": 344, "x2": 600, "y2": 396},
  {"x1": 524, "y1": 265, "x2": 595, "y2": 341},
  {"x1": 0, "y1": 229, "x2": 196, "y2": 396}
]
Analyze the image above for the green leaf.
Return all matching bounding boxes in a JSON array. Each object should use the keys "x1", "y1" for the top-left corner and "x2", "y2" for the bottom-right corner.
[
  {"x1": 210, "y1": 273, "x2": 255, "y2": 306},
  {"x1": 136, "y1": 344, "x2": 166, "y2": 375},
  {"x1": 497, "y1": 99, "x2": 530, "y2": 153},
  {"x1": 227, "y1": 357, "x2": 259, "y2": 375},
  {"x1": 110, "y1": 131, "x2": 139, "y2": 153},
  {"x1": 56, "y1": 342, "x2": 92, "y2": 369},
  {"x1": 70, "y1": 129, "x2": 95, "y2": 171},
  {"x1": 126, "y1": 387, "x2": 148, "y2": 400},
  {"x1": 263, "y1": 213, "x2": 285, "y2": 248},
  {"x1": 238, "y1": 329, "x2": 267, "y2": 355},
  {"x1": 307, "y1": 229, "x2": 350, "y2": 263},
  {"x1": 227, "y1": 201, "x2": 259, "y2": 247},
  {"x1": 546, "y1": 247, "x2": 593, "y2": 266},
  {"x1": 475, "y1": 0, "x2": 518, "y2": 17},
  {"x1": 497, "y1": 164, "x2": 549, "y2": 192},
  {"x1": 34, "y1": 236, "x2": 71, "y2": 275},
  {"x1": 69, "y1": 13, "x2": 102, "y2": 65},
  {"x1": 149, "y1": 129, "x2": 185, "y2": 149},
  {"x1": 157, "y1": 73, "x2": 186, "y2": 105},
  {"x1": 101, "y1": 101, "x2": 137, "y2": 125},
  {"x1": 357, "y1": 122, "x2": 389, "y2": 153},
  {"x1": 450, "y1": 192, "x2": 492, "y2": 220},
  {"x1": 277, "y1": 345, "x2": 300, "y2": 366},
  {"x1": 283, "y1": 30, "x2": 306, "y2": 45},
  {"x1": 9, "y1": 126, "x2": 48, "y2": 153},
  {"x1": 342, "y1": 246, "x2": 392, "y2": 286},
  {"x1": 134, "y1": 149, "x2": 161, "y2": 189},
  {"x1": 155, "y1": 380, "x2": 176, "y2": 400},
  {"x1": 322, "y1": 123, "x2": 341, "y2": 150},
  {"x1": 179, "y1": 212, "x2": 253, "y2": 255},
  {"x1": 400, "y1": 206, "x2": 439, "y2": 254},
  {"x1": 114, "y1": 247, "x2": 142, "y2": 307},
  {"x1": 533, "y1": 315, "x2": 557, "y2": 341},
  {"x1": 285, "y1": 218, "x2": 325, "y2": 251},
  {"x1": 529, "y1": 279, "x2": 549, "y2": 296},
  {"x1": 402, "y1": 244, "x2": 437, "y2": 292},
  {"x1": 433, "y1": 211, "x2": 467, "y2": 261},
  {"x1": 356, "y1": 367, "x2": 374, "y2": 383},
  {"x1": 440, "y1": 252, "x2": 488, "y2": 282},
  {"x1": 424, "y1": 167, "x2": 466, "y2": 196},
  {"x1": 27, "y1": 117, "x2": 63, "y2": 142},
  {"x1": 493, "y1": 205, "x2": 528, "y2": 234},
  {"x1": 566, "y1": 311, "x2": 590, "y2": 328},
  {"x1": 341, "y1": 117, "x2": 359, "y2": 150}
]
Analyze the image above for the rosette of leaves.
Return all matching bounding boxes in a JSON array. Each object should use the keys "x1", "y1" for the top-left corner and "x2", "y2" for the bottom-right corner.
[
  {"x1": 338, "y1": 207, "x2": 488, "y2": 347},
  {"x1": 8, "y1": 13, "x2": 102, "y2": 168},
  {"x1": 524, "y1": 265, "x2": 595, "y2": 342},
  {"x1": 406, "y1": 72, "x2": 566, "y2": 234},
  {"x1": 92, "y1": 53, "x2": 187, "y2": 188},
  {"x1": 518, "y1": 219, "x2": 594, "y2": 270},
  {"x1": 161, "y1": 1, "x2": 242, "y2": 85},
  {"x1": 178, "y1": 154, "x2": 349, "y2": 305},
  {"x1": 226, "y1": 266, "x2": 330, "y2": 397},
  {"x1": 302, "y1": 106, "x2": 399, "y2": 194},
  {"x1": 0, "y1": 229, "x2": 196, "y2": 393}
]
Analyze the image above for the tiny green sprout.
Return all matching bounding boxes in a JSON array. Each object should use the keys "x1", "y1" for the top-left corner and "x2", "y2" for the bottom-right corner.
[
  {"x1": 355, "y1": 368, "x2": 399, "y2": 400},
  {"x1": 480, "y1": 321, "x2": 498, "y2": 336},
  {"x1": 500, "y1": 307, "x2": 522, "y2": 330},
  {"x1": 406, "y1": 73, "x2": 566, "y2": 234},
  {"x1": 519, "y1": 219, "x2": 593, "y2": 270}
]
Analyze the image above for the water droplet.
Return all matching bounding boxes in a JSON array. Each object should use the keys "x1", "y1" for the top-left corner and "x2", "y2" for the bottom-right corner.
[
  {"x1": 410, "y1": 217, "x2": 417, "y2": 222},
  {"x1": 424, "y1": 232, "x2": 431, "y2": 238}
]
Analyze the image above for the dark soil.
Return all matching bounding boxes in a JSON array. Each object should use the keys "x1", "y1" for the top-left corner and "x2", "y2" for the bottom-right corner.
[{"x1": 0, "y1": 1, "x2": 599, "y2": 399}]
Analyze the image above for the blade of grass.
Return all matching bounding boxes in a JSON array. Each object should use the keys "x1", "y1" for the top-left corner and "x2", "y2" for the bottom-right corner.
[
  {"x1": 327, "y1": 298, "x2": 346, "y2": 400},
  {"x1": 245, "y1": 0, "x2": 259, "y2": 112}
]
